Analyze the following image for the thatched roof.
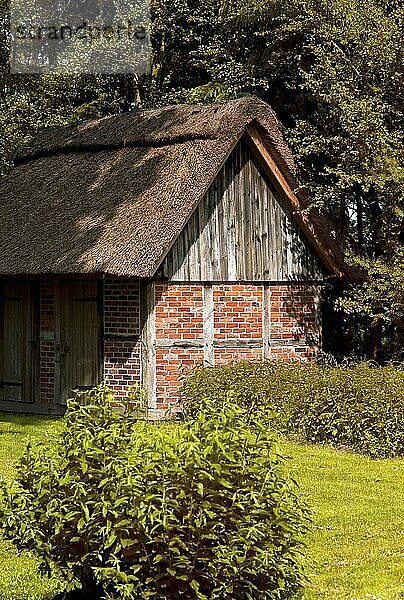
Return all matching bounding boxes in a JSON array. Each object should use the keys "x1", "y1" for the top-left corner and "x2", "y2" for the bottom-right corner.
[{"x1": 0, "y1": 96, "x2": 353, "y2": 278}]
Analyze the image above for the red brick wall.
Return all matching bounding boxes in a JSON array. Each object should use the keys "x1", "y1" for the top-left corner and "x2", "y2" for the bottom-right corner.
[
  {"x1": 155, "y1": 348, "x2": 204, "y2": 408},
  {"x1": 153, "y1": 282, "x2": 321, "y2": 408},
  {"x1": 154, "y1": 283, "x2": 204, "y2": 407},
  {"x1": 213, "y1": 285, "x2": 263, "y2": 339},
  {"x1": 35, "y1": 279, "x2": 320, "y2": 410},
  {"x1": 270, "y1": 285, "x2": 319, "y2": 345},
  {"x1": 39, "y1": 281, "x2": 56, "y2": 404},
  {"x1": 155, "y1": 283, "x2": 204, "y2": 339},
  {"x1": 214, "y1": 348, "x2": 263, "y2": 365},
  {"x1": 212, "y1": 284, "x2": 265, "y2": 369},
  {"x1": 270, "y1": 346, "x2": 317, "y2": 360},
  {"x1": 103, "y1": 279, "x2": 141, "y2": 397}
]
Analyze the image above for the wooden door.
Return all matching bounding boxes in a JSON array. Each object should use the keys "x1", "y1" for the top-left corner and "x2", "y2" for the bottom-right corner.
[
  {"x1": 0, "y1": 281, "x2": 38, "y2": 404},
  {"x1": 57, "y1": 280, "x2": 102, "y2": 403}
]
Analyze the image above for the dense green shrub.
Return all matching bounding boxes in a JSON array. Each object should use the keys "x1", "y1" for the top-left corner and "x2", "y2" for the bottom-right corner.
[
  {"x1": 0, "y1": 384, "x2": 310, "y2": 600},
  {"x1": 181, "y1": 361, "x2": 404, "y2": 458}
]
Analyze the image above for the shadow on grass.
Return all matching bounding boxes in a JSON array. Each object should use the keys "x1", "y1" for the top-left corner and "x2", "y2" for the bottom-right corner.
[{"x1": 0, "y1": 413, "x2": 62, "y2": 427}]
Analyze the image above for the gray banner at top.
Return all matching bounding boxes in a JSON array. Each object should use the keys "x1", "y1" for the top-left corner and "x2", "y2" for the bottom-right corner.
[{"x1": 10, "y1": 0, "x2": 151, "y2": 73}]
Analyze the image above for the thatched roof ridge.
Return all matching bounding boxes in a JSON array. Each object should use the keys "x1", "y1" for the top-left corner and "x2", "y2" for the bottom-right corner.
[
  {"x1": 0, "y1": 96, "x2": 354, "y2": 279},
  {"x1": 17, "y1": 97, "x2": 298, "y2": 174}
]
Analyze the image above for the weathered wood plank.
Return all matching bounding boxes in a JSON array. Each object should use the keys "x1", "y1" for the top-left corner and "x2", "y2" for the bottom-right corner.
[
  {"x1": 0, "y1": 400, "x2": 66, "y2": 415},
  {"x1": 207, "y1": 185, "x2": 215, "y2": 279},
  {"x1": 198, "y1": 199, "x2": 208, "y2": 281},
  {"x1": 162, "y1": 138, "x2": 326, "y2": 282},
  {"x1": 261, "y1": 174, "x2": 270, "y2": 280},
  {"x1": 236, "y1": 144, "x2": 246, "y2": 279},
  {"x1": 156, "y1": 338, "x2": 264, "y2": 349},
  {"x1": 246, "y1": 125, "x2": 343, "y2": 277},
  {"x1": 214, "y1": 338, "x2": 262, "y2": 348},
  {"x1": 57, "y1": 280, "x2": 101, "y2": 404},
  {"x1": 243, "y1": 154, "x2": 254, "y2": 280},
  {"x1": 203, "y1": 284, "x2": 215, "y2": 365},
  {"x1": 141, "y1": 281, "x2": 157, "y2": 409},
  {"x1": 212, "y1": 178, "x2": 221, "y2": 278},
  {"x1": 0, "y1": 281, "x2": 38, "y2": 403},
  {"x1": 229, "y1": 152, "x2": 240, "y2": 281},
  {"x1": 262, "y1": 284, "x2": 271, "y2": 359},
  {"x1": 155, "y1": 336, "x2": 311, "y2": 349},
  {"x1": 193, "y1": 211, "x2": 201, "y2": 281},
  {"x1": 269, "y1": 339, "x2": 310, "y2": 347},
  {"x1": 251, "y1": 159, "x2": 259, "y2": 279},
  {"x1": 156, "y1": 339, "x2": 205, "y2": 349},
  {"x1": 104, "y1": 334, "x2": 140, "y2": 341}
]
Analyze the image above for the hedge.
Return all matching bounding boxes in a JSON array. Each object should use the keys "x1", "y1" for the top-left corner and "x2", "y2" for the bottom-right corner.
[{"x1": 181, "y1": 361, "x2": 404, "y2": 458}]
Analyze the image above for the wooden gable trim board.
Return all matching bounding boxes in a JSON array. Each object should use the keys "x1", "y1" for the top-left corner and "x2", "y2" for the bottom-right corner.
[{"x1": 245, "y1": 124, "x2": 344, "y2": 278}]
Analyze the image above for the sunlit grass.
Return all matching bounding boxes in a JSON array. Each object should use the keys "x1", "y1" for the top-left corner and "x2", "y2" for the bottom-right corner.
[{"x1": 281, "y1": 440, "x2": 404, "y2": 600}]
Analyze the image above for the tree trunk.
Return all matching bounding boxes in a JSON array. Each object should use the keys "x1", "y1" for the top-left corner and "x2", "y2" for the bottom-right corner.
[
  {"x1": 369, "y1": 314, "x2": 383, "y2": 363},
  {"x1": 357, "y1": 195, "x2": 364, "y2": 250},
  {"x1": 368, "y1": 193, "x2": 383, "y2": 258}
]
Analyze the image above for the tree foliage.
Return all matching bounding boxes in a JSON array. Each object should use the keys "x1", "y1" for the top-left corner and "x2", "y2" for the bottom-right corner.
[
  {"x1": 0, "y1": 0, "x2": 217, "y2": 175},
  {"x1": 204, "y1": 0, "x2": 403, "y2": 239}
]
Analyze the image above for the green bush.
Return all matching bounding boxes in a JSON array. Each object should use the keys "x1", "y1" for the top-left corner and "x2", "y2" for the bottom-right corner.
[
  {"x1": 181, "y1": 361, "x2": 404, "y2": 458},
  {"x1": 0, "y1": 384, "x2": 310, "y2": 600}
]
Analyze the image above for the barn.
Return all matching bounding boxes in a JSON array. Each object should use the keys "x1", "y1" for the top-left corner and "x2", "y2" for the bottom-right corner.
[{"x1": 0, "y1": 97, "x2": 350, "y2": 415}]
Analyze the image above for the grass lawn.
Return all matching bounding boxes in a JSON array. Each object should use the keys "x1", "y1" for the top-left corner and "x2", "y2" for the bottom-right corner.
[
  {"x1": 0, "y1": 415, "x2": 403, "y2": 600},
  {"x1": 282, "y1": 440, "x2": 404, "y2": 600}
]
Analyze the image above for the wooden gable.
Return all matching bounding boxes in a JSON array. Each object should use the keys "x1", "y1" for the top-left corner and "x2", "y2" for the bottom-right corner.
[{"x1": 160, "y1": 138, "x2": 325, "y2": 282}]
